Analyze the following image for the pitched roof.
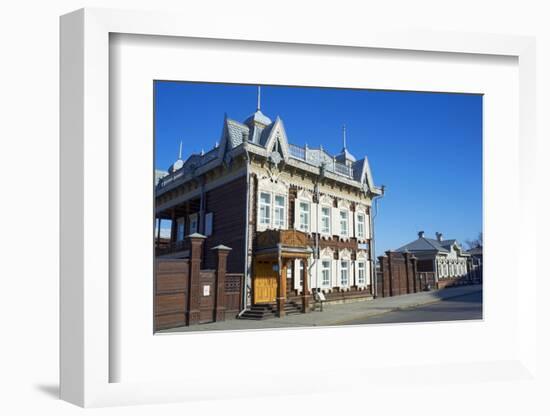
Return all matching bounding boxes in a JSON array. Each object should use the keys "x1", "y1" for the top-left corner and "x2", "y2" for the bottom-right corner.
[
  {"x1": 396, "y1": 237, "x2": 449, "y2": 253},
  {"x1": 438, "y1": 239, "x2": 458, "y2": 250},
  {"x1": 335, "y1": 147, "x2": 357, "y2": 163},
  {"x1": 226, "y1": 118, "x2": 249, "y2": 148},
  {"x1": 157, "y1": 108, "x2": 382, "y2": 195}
]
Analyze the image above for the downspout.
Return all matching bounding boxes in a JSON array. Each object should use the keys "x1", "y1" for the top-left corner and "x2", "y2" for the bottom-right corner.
[
  {"x1": 308, "y1": 172, "x2": 322, "y2": 293},
  {"x1": 370, "y1": 185, "x2": 384, "y2": 298},
  {"x1": 238, "y1": 148, "x2": 251, "y2": 317}
]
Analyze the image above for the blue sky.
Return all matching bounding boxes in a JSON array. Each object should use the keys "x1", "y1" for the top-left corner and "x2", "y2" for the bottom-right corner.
[{"x1": 155, "y1": 81, "x2": 482, "y2": 256}]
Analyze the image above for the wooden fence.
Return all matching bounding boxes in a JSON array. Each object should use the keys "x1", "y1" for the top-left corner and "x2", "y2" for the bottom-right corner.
[{"x1": 154, "y1": 234, "x2": 243, "y2": 331}]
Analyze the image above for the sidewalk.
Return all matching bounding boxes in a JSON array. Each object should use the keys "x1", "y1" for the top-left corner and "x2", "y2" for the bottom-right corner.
[{"x1": 158, "y1": 284, "x2": 483, "y2": 334}]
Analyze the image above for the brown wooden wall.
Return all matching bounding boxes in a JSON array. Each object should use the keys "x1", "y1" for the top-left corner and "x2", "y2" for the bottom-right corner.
[
  {"x1": 417, "y1": 259, "x2": 434, "y2": 272},
  {"x1": 154, "y1": 236, "x2": 244, "y2": 331},
  {"x1": 377, "y1": 251, "x2": 422, "y2": 297},
  {"x1": 155, "y1": 259, "x2": 189, "y2": 330},
  {"x1": 203, "y1": 176, "x2": 247, "y2": 273}
]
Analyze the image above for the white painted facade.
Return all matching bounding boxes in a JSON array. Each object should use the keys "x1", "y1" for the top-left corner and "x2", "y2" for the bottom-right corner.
[{"x1": 254, "y1": 169, "x2": 372, "y2": 293}]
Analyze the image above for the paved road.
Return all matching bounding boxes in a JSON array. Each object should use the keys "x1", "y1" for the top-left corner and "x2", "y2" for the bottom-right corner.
[{"x1": 341, "y1": 291, "x2": 483, "y2": 325}]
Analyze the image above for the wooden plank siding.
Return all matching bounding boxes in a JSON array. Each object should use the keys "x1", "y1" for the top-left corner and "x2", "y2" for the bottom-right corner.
[
  {"x1": 202, "y1": 176, "x2": 247, "y2": 273},
  {"x1": 155, "y1": 259, "x2": 189, "y2": 330}
]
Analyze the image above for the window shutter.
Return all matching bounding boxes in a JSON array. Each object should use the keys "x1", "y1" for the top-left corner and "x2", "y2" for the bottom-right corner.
[
  {"x1": 354, "y1": 210, "x2": 359, "y2": 238},
  {"x1": 365, "y1": 213, "x2": 371, "y2": 239},
  {"x1": 293, "y1": 198, "x2": 300, "y2": 230},
  {"x1": 205, "y1": 212, "x2": 213, "y2": 236},
  {"x1": 331, "y1": 207, "x2": 340, "y2": 237},
  {"x1": 294, "y1": 259, "x2": 301, "y2": 290},
  {"x1": 333, "y1": 258, "x2": 339, "y2": 287}
]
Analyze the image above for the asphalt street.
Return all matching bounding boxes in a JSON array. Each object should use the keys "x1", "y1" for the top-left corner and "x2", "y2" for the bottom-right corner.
[{"x1": 341, "y1": 291, "x2": 483, "y2": 325}]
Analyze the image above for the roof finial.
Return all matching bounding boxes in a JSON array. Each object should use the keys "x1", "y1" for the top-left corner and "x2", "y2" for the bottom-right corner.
[
  {"x1": 342, "y1": 124, "x2": 347, "y2": 149},
  {"x1": 257, "y1": 85, "x2": 261, "y2": 111},
  {"x1": 178, "y1": 140, "x2": 183, "y2": 159}
]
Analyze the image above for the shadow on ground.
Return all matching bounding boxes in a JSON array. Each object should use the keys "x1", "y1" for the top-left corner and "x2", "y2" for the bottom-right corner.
[{"x1": 35, "y1": 384, "x2": 59, "y2": 399}]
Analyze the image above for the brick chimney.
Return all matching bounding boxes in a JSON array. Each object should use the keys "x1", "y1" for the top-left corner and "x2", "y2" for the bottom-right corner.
[
  {"x1": 418, "y1": 231, "x2": 425, "y2": 238},
  {"x1": 436, "y1": 232, "x2": 443, "y2": 242}
]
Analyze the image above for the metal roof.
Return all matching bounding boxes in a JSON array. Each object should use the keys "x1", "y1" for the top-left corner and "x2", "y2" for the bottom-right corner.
[{"x1": 157, "y1": 109, "x2": 382, "y2": 194}]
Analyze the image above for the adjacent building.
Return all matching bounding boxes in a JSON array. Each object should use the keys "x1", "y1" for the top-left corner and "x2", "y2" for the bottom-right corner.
[
  {"x1": 395, "y1": 231, "x2": 472, "y2": 285},
  {"x1": 155, "y1": 94, "x2": 384, "y2": 316}
]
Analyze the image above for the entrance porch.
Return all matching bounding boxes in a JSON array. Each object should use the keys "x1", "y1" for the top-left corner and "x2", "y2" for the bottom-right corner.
[{"x1": 249, "y1": 229, "x2": 313, "y2": 318}]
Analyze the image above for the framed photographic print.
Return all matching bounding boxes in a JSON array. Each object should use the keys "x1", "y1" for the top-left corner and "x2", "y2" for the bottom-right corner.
[{"x1": 60, "y1": 7, "x2": 537, "y2": 408}]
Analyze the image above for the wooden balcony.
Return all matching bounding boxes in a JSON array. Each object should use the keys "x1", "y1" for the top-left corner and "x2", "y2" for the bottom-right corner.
[{"x1": 256, "y1": 229, "x2": 309, "y2": 250}]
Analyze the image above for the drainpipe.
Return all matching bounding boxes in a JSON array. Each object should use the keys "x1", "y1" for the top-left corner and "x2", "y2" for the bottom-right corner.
[
  {"x1": 308, "y1": 174, "x2": 322, "y2": 293},
  {"x1": 238, "y1": 148, "x2": 251, "y2": 316},
  {"x1": 370, "y1": 185, "x2": 385, "y2": 298}
]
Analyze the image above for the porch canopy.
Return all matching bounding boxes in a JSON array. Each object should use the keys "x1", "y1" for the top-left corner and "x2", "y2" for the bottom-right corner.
[{"x1": 254, "y1": 229, "x2": 313, "y2": 316}]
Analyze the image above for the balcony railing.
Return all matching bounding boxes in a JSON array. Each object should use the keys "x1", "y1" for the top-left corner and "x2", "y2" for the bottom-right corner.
[
  {"x1": 156, "y1": 239, "x2": 191, "y2": 257},
  {"x1": 289, "y1": 143, "x2": 306, "y2": 160},
  {"x1": 288, "y1": 143, "x2": 354, "y2": 179}
]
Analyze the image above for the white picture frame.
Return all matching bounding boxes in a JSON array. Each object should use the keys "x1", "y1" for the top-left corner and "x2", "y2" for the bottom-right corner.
[{"x1": 60, "y1": 8, "x2": 537, "y2": 408}]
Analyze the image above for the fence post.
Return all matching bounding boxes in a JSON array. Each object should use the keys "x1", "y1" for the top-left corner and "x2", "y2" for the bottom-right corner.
[
  {"x1": 385, "y1": 251, "x2": 394, "y2": 297},
  {"x1": 378, "y1": 254, "x2": 387, "y2": 297},
  {"x1": 410, "y1": 255, "x2": 418, "y2": 292},
  {"x1": 212, "y1": 245, "x2": 232, "y2": 322},
  {"x1": 187, "y1": 233, "x2": 206, "y2": 325}
]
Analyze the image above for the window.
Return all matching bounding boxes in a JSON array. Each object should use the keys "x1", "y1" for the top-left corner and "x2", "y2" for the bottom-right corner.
[
  {"x1": 340, "y1": 260, "x2": 349, "y2": 286},
  {"x1": 189, "y1": 214, "x2": 198, "y2": 234},
  {"x1": 357, "y1": 213, "x2": 365, "y2": 238},
  {"x1": 340, "y1": 210, "x2": 348, "y2": 236},
  {"x1": 299, "y1": 260, "x2": 304, "y2": 285},
  {"x1": 357, "y1": 261, "x2": 366, "y2": 285},
  {"x1": 259, "y1": 192, "x2": 271, "y2": 226},
  {"x1": 299, "y1": 201, "x2": 310, "y2": 232},
  {"x1": 274, "y1": 195, "x2": 285, "y2": 228},
  {"x1": 321, "y1": 206, "x2": 331, "y2": 234},
  {"x1": 176, "y1": 218, "x2": 185, "y2": 241},
  {"x1": 321, "y1": 260, "x2": 331, "y2": 286},
  {"x1": 204, "y1": 212, "x2": 213, "y2": 236}
]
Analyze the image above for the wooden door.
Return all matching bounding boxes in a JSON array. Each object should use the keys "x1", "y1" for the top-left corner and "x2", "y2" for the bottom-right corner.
[{"x1": 254, "y1": 260, "x2": 278, "y2": 304}]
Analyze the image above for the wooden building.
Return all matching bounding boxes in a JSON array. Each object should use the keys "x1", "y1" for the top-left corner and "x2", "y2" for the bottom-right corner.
[
  {"x1": 395, "y1": 231, "x2": 475, "y2": 289},
  {"x1": 155, "y1": 91, "x2": 384, "y2": 317}
]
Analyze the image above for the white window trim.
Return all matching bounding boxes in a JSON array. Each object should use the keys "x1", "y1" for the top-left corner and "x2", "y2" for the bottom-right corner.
[
  {"x1": 298, "y1": 200, "x2": 310, "y2": 232},
  {"x1": 321, "y1": 258, "x2": 332, "y2": 287},
  {"x1": 357, "y1": 261, "x2": 366, "y2": 285},
  {"x1": 259, "y1": 191, "x2": 272, "y2": 228},
  {"x1": 340, "y1": 259, "x2": 350, "y2": 287},
  {"x1": 257, "y1": 190, "x2": 288, "y2": 231},
  {"x1": 356, "y1": 212, "x2": 365, "y2": 239},
  {"x1": 273, "y1": 193, "x2": 286, "y2": 229},
  {"x1": 339, "y1": 209, "x2": 349, "y2": 237},
  {"x1": 320, "y1": 205, "x2": 331, "y2": 235}
]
